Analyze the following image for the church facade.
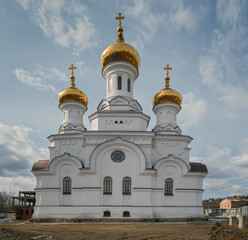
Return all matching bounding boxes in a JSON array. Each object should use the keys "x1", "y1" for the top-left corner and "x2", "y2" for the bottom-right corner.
[{"x1": 32, "y1": 13, "x2": 207, "y2": 220}]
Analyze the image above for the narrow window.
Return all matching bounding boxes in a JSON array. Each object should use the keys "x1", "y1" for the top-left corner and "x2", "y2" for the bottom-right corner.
[
  {"x1": 123, "y1": 211, "x2": 130, "y2": 217},
  {"x1": 63, "y1": 177, "x2": 72, "y2": 194},
  {"x1": 127, "y1": 78, "x2": 131, "y2": 92},
  {"x1": 164, "y1": 178, "x2": 173, "y2": 196},
  {"x1": 26, "y1": 209, "x2": 29, "y2": 215},
  {"x1": 118, "y1": 76, "x2": 122, "y2": 90},
  {"x1": 123, "y1": 177, "x2": 131, "y2": 195},
  {"x1": 103, "y1": 177, "x2": 112, "y2": 195},
  {"x1": 103, "y1": 211, "x2": 111, "y2": 217}
]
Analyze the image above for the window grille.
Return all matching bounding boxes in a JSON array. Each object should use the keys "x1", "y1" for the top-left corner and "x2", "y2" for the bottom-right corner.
[
  {"x1": 103, "y1": 177, "x2": 112, "y2": 194},
  {"x1": 164, "y1": 178, "x2": 173, "y2": 195},
  {"x1": 63, "y1": 177, "x2": 72, "y2": 194},
  {"x1": 123, "y1": 177, "x2": 131, "y2": 195}
]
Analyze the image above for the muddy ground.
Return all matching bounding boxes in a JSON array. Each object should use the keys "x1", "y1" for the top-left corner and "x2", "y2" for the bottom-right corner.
[{"x1": 0, "y1": 221, "x2": 248, "y2": 240}]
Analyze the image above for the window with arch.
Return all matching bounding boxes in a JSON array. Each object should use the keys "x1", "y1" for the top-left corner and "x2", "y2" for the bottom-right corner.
[
  {"x1": 123, "y1": 211, "x2": 130, "y2": 217},
  {"x1": 127, "y1": 78, "x2": 131, "y2": 92},
  {"x1": 103, "y1": 177, "x2": 112, "y2": 195},
  {"x1": 118, "y1": 76, "x2": 122, "y2": 90},
  {"x1": 123, "y1": 177, "x2": 131, "y2": 195},
  {"x1": 63, "y1": 177, "x2": 72, "y2": 194},
  {"x1": 164, "y1": 178, "x2": 173, "y2": 196},
  {"x1": 103, "y1": 211, "x2": 111, "y2": 217}
]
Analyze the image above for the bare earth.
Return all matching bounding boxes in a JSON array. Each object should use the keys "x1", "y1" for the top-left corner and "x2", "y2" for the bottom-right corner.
[{"x1": 0, "y1": 221, "x2": 213, "y2": 240}]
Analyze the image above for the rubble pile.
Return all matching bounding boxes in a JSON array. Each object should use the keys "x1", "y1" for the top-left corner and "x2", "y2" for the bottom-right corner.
[
  {"x1": 208, "y1": 222, "x2": 248, "y2": 240},
  {"x1": 0, "y1": 228, "x2": 40, "y2": 240}
]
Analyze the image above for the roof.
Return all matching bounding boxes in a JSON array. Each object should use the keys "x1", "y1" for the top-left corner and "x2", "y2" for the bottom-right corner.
[
  {"x1": 32, "y1": 160, "x2": 49, "y2": 171},
  {"x1": 189, "y1": 162, "x2": 208, "y2": 173}
]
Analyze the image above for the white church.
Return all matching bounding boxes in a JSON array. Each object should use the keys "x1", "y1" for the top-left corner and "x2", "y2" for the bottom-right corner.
[{"x1": 32, "y1": 13, "x2": 207, "y2": 220}]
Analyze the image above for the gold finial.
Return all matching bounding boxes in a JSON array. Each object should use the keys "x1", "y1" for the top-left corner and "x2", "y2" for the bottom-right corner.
[
  {"x1": 68, "y1": 64, "x2": 76, "y2": 87},
  {"x1": 116, "y1": 12, "x2": 124, "y2": 27},
  {"x1": 116, "y1": 12, "x2": 125, "y2": 42},
  {"x1": 164, "y1": 64, "x2": 172, "y2": 88}
]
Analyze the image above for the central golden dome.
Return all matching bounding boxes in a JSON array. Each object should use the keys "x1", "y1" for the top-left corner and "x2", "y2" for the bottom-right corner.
[
  {"x1": 101, "y1": 13, "x2": 140, "y2": 70},
  {"x1": 58, "y1": 65, "x2": 88, "y2": 107},
  {"x1": 153, "y1": 65, "x2": 182, "y2": 107}
]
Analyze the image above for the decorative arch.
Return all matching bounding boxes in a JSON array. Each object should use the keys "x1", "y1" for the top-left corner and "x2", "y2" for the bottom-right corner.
[
  {"x1": 89, "y1": 137, "x2": 147, "y2": 174},
  {"x1": 49, "y1": 153, "x2": 84, "y2": 173},
  {"x1": 153, "y1": 154, "x2": 189, "y2": 176}
]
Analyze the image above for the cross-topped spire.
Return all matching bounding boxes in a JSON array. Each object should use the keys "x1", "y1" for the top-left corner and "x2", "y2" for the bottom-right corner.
[
  {"x1": 164, "y1": 64, "x2": 172, "y2": 78},
  {"x1": 68, "y1": 64, "x2": 76, "y2": 87},
  {"x1": 69, "y1": 64, "x2": 76, "y2": 76},
  {"x1": 164, "y1": 64, "x2": 172, "y2": 88},
  {"x1": 116, "y1": 12, "x2": 124, "y2": 27}
]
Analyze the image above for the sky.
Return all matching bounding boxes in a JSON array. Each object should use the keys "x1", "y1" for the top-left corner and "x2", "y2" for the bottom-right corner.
[{"x1": 0, "y1": 0, "x2": 248, "y2": 200}]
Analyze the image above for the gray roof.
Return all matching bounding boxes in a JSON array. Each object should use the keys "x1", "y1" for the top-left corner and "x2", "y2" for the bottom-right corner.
[{"x1": 189, "y1": 162, "x2": 208, "y2": 173}]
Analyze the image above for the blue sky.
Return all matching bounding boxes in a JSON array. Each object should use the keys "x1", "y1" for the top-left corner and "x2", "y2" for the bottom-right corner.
[{"x1": 0, "y1": 0, "x2": 248, "y2": 199}]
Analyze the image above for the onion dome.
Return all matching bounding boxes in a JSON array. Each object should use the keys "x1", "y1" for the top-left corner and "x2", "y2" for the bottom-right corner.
[
  {"x1": 153, "y1": 64, "x2": 182, "y2": 107},
  {"x1": 58, "y1": 64, "x2": 88, "y2": 106},
  {"x1": 100, "y1": 13, "x2": 140, "y2": 70}
]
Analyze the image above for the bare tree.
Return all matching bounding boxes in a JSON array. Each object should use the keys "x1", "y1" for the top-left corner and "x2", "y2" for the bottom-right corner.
[{"x1": 0, "y1": 188, "x2": 16, "y2": 212}]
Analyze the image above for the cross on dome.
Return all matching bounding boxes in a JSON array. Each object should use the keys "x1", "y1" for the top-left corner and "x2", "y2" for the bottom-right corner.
[
  {"x1": 164, "y1": 64, "x2": 172, "y2": 78},
  {"x1": 116, "y1": 12, "x2": 124, "y2": 27},
  {"x1": 69, "y1": 64, "x2": 76, "y2": 76},
  {"x1": 164, "y1": 64, "x2": 172, "y2": 88},
  {"x1": 68, "y1": 64, "x2": 76, "y2": 87}
]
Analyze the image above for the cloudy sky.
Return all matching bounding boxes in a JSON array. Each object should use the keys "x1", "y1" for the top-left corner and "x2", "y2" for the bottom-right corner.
[{"x1": 0, "y1": 0, "x2": 248, "y2": 199}]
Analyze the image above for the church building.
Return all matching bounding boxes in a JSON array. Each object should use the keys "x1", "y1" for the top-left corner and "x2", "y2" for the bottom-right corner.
[{"x1": 32, "y1": 13, "x2": 207, "y2": 220}]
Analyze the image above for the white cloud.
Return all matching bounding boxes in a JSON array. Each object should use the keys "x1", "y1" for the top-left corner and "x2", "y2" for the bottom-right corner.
[
  {"x1": 0, "y1": 122, "x2": 48, "y2": 191},
  {"x1": 125, "y1": 0, "x2": 164, "y2": 50},
  {"x1": 194, "y1": 143, "x2": 248, "y2": 198},
  {"x1": 0, "y1": 122, "x2": 48, "y2": 162},
  {"x1": 17, "y1": 0, "x2": 98, "y2": 55},
  {"x1": 14, "y1": 66, "x2": 67, "y2": 93},
  {"x1": 180, "y1": 92, "x2": 207, "y2": 130},
  {"x1": 217, "y1": 0, "x2": 245, "y2": 27},
  {"x1": 169, "y1": 1, "x2": 199, "y2": 32},
  {"x1": 0, "y1": 176, "x2": 36, "y2": 192},
  {"x1": 231, "y1": 138, "x2": 248, "y2": 167},
  {"x1": 199, "y1": 1, "x2": 248, "y2": 109}
]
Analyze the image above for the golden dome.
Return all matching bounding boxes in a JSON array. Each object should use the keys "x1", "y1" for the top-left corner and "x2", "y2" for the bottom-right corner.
[
  {"x1": 101, "y1": 13, "x2": 140, "y2": 70},
  {"x1": 153, "y1": 65, "x2": 182, "y2": 107},
  {"x1": 153, "y1": 86, "x2": 182, "y2": 106},
  {"x1": 58, "y1": 65, "x2": 88, "y2": 106}
]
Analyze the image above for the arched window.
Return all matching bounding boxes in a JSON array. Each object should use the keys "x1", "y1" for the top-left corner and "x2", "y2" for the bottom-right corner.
[
  {"x1": 123, "y1": 177, "x2": 131, "y2": 195},
  {"x1": 164, "y1": 178, "x2": 173, "y2": 196},
  {"x1": 63, "y1": 177, "x2": 72, "y2": 194},
  {"x1": 118, "y1": 76, "x2": 122, "y2": 90},
  {"x1": 123, "y1": 211, "x2": 130, "y2": 217},
  {"x1": 103, "y1": 211, "x2": 111, "y2": 217},
  {"x1": 127, "y1": 78, "x2": 131, "y2": 92},
  {"x1": 103, "y1": 177, "x2": 112, "y2": 195}
]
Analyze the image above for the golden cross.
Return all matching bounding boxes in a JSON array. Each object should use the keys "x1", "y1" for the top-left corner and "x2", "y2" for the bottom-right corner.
[
  {"x1": 69, "y1": 64, "x2": 76, "y2": 76},
  {"x1": 164, "y1": 64, "x2": 172, "y2": 78},
  {"x1": 116, "y1": 12, "x2": 125, "y2": 27}
]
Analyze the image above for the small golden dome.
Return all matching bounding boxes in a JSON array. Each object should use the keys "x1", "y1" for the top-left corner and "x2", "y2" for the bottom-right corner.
[
  {"x1": 153, "y1": 86, "x2": 182, "y2": 106},
  {"x1": 101, "y1": 13, "x2": 140, "y2": 70},
  {"x1": 58, "y1": 65, "x2": 88, "y2": 106},
  {"x1": 153, "y1": 64, "x2": 182, "y2": 107}
]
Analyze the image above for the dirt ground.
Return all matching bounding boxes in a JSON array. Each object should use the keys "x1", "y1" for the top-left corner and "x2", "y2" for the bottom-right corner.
[{"x1": 0, "y1": 221, "x2": 248, "y2": 240}]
